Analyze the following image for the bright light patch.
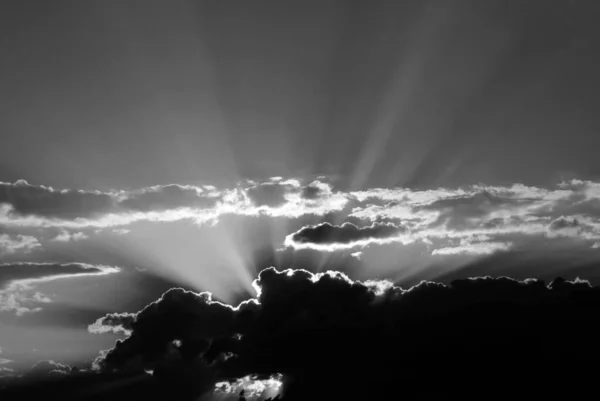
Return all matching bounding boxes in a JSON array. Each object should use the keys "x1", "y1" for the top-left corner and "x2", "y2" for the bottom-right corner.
[
  {"x1": 432, "y1": 241, "x2": 511, "y2": 255},
  {"x1": 213, "y1": 374, "x2": 284, "y2": 400}
]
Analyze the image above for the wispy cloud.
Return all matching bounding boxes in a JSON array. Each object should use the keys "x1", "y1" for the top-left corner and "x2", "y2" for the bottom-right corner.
[
  {"x1": 0, "y1": 234, "x2": 40, "y2": 254},
  {"x1": 0, "y1": 263, "x2": 120, "y2": 315},
  {"x1": 0, "y1": 178, "x2": 347, "y2": 229}
]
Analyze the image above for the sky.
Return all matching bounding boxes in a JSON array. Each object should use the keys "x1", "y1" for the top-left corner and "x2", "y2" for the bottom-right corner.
[{"x1": 1, "y1": 0, "x2": 600, "y2": 399}]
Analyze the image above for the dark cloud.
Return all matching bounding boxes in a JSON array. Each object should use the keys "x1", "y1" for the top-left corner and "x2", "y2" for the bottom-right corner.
[
  {"x1": 298, "y1": 181, "x2": 331, "y2": 201},
  {"x1": 117, "y1": 185, "x2": 218, "y2": 212},
  {"x1": 0, "y1": 180, "x2": 115, "y2": 219},
  {"x1": 299, "y1": 185, "x2": 321, "y2": 200},
  {"x1": 53, "y1": 266, "x2": 600, "y2": 400},
  {"x1": 288, "y1": 222, "x2": 404, "y2": 246},
  {"x1": 548, "y1": 216, "x2": 580, "y2": 231},
  {"x1": 245, "y1": 183, "x2": 289, "y2": 207}
]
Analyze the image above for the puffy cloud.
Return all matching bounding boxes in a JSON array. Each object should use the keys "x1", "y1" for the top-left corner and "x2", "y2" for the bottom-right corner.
[
  {"x1": 88, "y1": 312, "x2": 136, "y2": 336},
  {"x1": 29, "y1": 360, "x2": 73, "y2": 377},
  {"x1": 0, "y1": 263, "x2": 120, "y2": 315},
  {"x1": 213, "y1": 374, "x2": 283, "y2": 400},
  {"x1": 0, "y1": 233, "x2": 40, "y2": 254},
  {"x1": 350, "y1": 251, "x2": 363, "y2": 260},
  {"x1": 284, "y1": 222, "x2": 407, "y2": 250},
  {"x1": 51, "y1": 230, "x2": 88, "y2": 242},
  {"x1": 83, "y1": 266, "x2": 600, "y2": 400}
]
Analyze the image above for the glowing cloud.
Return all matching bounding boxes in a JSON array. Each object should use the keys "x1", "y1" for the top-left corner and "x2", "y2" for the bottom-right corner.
[
  {"x1": 0, "y1": 263, "x2": 120, "y2": 315},
  {"x1": 284, "y1": 222, "x2": 408, "y2": 250}
]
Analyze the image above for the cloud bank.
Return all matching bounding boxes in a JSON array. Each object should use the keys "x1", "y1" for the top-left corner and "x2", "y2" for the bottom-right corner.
[
  {"x1": 72, "y1": 266, "x2": 600, "y2": 400},
  {"x1": 3, "y1": 178, "x2": 600, "y2": 259}
]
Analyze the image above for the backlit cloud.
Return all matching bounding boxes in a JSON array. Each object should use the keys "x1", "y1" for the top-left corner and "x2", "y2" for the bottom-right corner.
[
  {"x1": 0, "y1": 180, "x2": 115, "y2": 219},
  {"x1": 2, "y1": 178, "x2": 600, "y2": 258},
  {"x1": 284, "y1": 222, "x2": 407, "y2": 250},
  {"x1": 88, "y1": 312, "x2": 136, "y2": 336},
  {"x1": 0, "y1": 263, "x2": 120, "y2": 315},
  {"x1": 89, "y1": 266, "x2": 600, "y2": 400}
]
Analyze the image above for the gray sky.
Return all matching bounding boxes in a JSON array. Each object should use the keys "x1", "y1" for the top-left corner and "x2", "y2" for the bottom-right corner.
[{"x1": 1, "y1": 0, "x2": 599, "y2": 191}]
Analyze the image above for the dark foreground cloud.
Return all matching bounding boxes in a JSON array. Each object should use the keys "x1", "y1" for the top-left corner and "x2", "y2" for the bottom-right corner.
[{"x1": 6, "y1": 266, "x2": 600, "y2": 400}]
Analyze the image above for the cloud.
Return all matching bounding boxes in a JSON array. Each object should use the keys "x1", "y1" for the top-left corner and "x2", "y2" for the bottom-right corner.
[
  {"x1": 3, "y1": 178, "x2": 600, "y2": 259},
  {"x1": 548, "y1": 216, "x2": 580, "y2": 231},
  {"x1": 88, "y1": 312, "x2": 136, "y2": 336},
  {"x1": 284, "y1": 222, "x2": 407, "y2": 250},
  {"x1": 245, "y1": 182, "x2": 290, "y2": 207},
  {"x1": 29, "y1": 360, "x2": 73, "y2": 377},
  {"x1": 51, "y1": 230, "x2": 88, "y2": 242},
  {"x1": 86, "y1": 266, "x2": 600, "y2": 400},
  {"x1": 0, "y1": 178, "x2": 348, "y2": 229},
  {"x1": 0, "y1": 179, "x2": 115, "y2": 219},
  {"x1": 0, "y1": 263, "x2": 120, "y2": 315},
  {"x1": 213, "y1": 374, "x2": 283, "y2": 400},
  {"x1": 350, "y1": 251, "x2": 363, "y2": 260},
  {"x1": 432, "y1": 241, "x2": 511, "y2": 255},
  {"x1": 0, "y1": 234, "x2": 40, "y2": 254},
  {"x1": 117, "y1": 184, "x2": 220, "y2": 212}
]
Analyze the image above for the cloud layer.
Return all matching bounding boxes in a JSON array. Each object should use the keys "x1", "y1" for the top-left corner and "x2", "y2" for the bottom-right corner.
[{"x1": 3, "y1": 178, "x2": 600, "y2": 259}]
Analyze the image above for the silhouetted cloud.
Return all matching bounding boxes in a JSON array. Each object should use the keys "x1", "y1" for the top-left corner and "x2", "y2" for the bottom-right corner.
[{"x1": 80, "y1": 266, "x2": 600, "y2": 400}]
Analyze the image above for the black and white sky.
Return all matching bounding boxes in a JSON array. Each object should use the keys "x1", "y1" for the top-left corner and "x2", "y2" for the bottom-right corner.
[{"x1": 1, "y1": 1, "x2": 600, "y2": 399}]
